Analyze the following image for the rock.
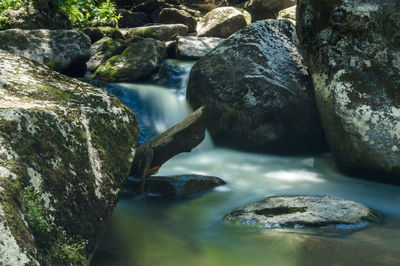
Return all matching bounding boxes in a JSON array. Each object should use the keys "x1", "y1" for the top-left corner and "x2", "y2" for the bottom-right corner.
[
  {"x1": 224, "y1": 196, "x2": 380, "y2": 232},
  {"x1": 297, "y1": 0, "x2": 400, "y2": 183},
  {"x1": 0, "y1": 6, "x2": 71, "y2": 30},
  {"x1": 159, "y1": 8, "x2": 197, "y2": 33},
  {"x1": 187, "y1": 19, "x2": 326, "y2": 154},
  {"x1": 93, "y1": 38, "x2": 166, "y2": 81},
  {"x1": 0, "y1": 49, "x2": 139, "y2": 264},
  {"x1": 0, "y1": 29, "x2": 91, "y2": 77},
  {"x1": 86, "y1": 37, "x2": 126, "y2": 73},
  {"x1": 82, "y1": 26, "x2": 124, "y2": 43},
  {"x1": 244, "y1": 0, "x2": 295, "y2": 22},
  {"x1": 177, "y1": 0, "x2": 228, "y2": 11},
  {"x1": 132, "y1": 0, "x2": 160, "y2": 13},
  {"x1": 278, "y1": 5, "x2": 296, "y2": 24},
  {"x1": 113, "y1": 0, "x2": 136, "y2": 8},
  {"x1": 126, "y1": 24, "x2": 188, "y2": 41},
  {"x1": 176, "y1": 36, "x2": 224, "y2": 59},
  {"x1": 117, "y1": 9, "x2": 148, "y2": 28},
  {"x1": 126, "y1": 175, "x2": 225, "y2": 197},
  {"x1": 150, "y1": 61, "x2": 187, "y2": 88},
  {"x1": 197, "y1": 7, "x2": 247, "y2": 38}
]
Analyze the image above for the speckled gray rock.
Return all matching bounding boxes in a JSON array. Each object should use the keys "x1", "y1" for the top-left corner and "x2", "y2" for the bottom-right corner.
[
  {"x1": 0, "y1": 50, "x2": 139, "y2": 264},
  {"x1": 159, "y1": 8, "x2": 197, "y2": 33},
  {"x1": 0, "y1": 29, "x2": 90, "y2": 77},
  {"x1": 297, "y1": 0, "x2": 400, "y2": 184},
  {"x1": 197, "y1": 7, "x2": 248, "y2": 38},
  {"x1": 93, "y1": 38, "x2": 166, "y2": 81},
  {"x1": 177, "y1": 0, "x2": 228, "y2": 11},
  {"x1": 244, "y1": 0, "x2": 295, "y2": 22},
  {"x1": 224, "y1": 196, "x2": 379, "y2": 231},
  {"x1": 86, "y1": 37, "x2": 126, "y2": 72},
  {"x1": 176, "y1": 36, "x2": 224, "y2": 59},
  {"x1": 187, "y1": 19, "x2": 326, "y2": 154},
  {"x1": 126, "y1": 24, "x2": 188, "y2": 41},
  {"x1": 126, "y1": 175, "x2": 226, "y2": 197},
  {"x1": 0, "y1": 6, "x2": 72, "y2": 30}
]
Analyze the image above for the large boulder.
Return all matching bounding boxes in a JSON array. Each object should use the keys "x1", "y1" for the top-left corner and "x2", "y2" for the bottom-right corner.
[
  {"x1": 244, "y1": 0, "x2": 295, "y2": 22},
  {"x1": 224, "y1": 196, "x2": 379, "y2": 232},
  {"x1": 0, "y1": 29, "x2": 91, "y2": 77},
  {"x1": 0, "y1": 6, "x2": 71, "y2": 30},
  {"x1": 297, "y1": 0, "x2": 400, "y2": 183},
  {"x1": 159, "y1": 7, "x2": 197, "y2": 33},
  {"x1": 197, "y1": 7, "x2": 248, "y2": 38},
  {"x1": 176, "y1": 36, "x2": 224, "y2": 59},
  {"x1": 126, "y1": 24, "x2": 188, "y2": 41},
  {"x1": 0, "y1": 49, "x2": 139, "y2": 265},
  {"x1": 177, "y1": 0, "x2": 228, "y2": 11},
  {"x1": 93, "y1": 38, "x2": 166, "y2": 81},
  {"x1": 187, "y1": 19, "x2": 326, "y2": 154},
  {"x1": 86, "y1": 37, "x2": 126, "y2": 73}
]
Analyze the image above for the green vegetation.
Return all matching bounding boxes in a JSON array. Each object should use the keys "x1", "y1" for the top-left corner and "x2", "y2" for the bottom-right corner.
[
  {"x1": 0, "y1": 0, "x2": 120, "y2": 27},
  {"x1": 22, "y1": 186, "x2": 87, "y2": 265}
]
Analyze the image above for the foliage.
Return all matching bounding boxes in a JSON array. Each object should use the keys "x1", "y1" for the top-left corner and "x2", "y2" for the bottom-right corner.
[
  {"x1": 58, "y1": 0, "x2": 120, "y2": 27},
  {"x1": 22, "y1": 186, "x2": 87, "y2": 265},
  {"x1": 0, "y1": 0, "x2": 120, "y2": 28}
]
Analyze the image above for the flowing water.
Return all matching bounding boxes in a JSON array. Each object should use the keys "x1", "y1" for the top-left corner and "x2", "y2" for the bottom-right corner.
[{"x1": 92, "y1": 60, "x2": 400, "y2": 266}]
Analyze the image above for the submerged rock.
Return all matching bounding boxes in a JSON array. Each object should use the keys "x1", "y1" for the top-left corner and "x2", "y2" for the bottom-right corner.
[
  {"x1": 0, "y1": 29, "x2": 91, "y2": 77},
  {"x1": 86, "y1": 37, "x2": 126, "y2": 73},
  {"x1": 187, "y1": 19, "x2": 326, "y2": 154},
  {"x1": 126, "y1": 24, "x2": 189, "y2": 41},
  {"x1": 0, "y1": 6, "x2": 71, "y2": 30},
  {"x1": 244, "y1": 0, "x2": 295, "y2": 22},
  {"x1": 197, "y1": 7, "x2": 247, "y2": 38},
  {"x1": 224, "y1": 196, "x2": 379, "y2": 232},
  {"x1": 126, "y1": 175, "x2": 225, "y2": 197},
  {"x1": 0, "y1": 49, "x2": 139, "y2": 264},
  {"x1": 176, "y1": 36, "x2": 224, "y2": 59},
  {"x1": 297, "y1": 0, "x2": 400, "y2": 184},
  {"x1": 93, "y1": 38, "x2": 166, "y2": 82}
]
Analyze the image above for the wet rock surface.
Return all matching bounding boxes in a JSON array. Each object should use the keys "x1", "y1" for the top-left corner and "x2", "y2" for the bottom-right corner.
[
  {"x1": 0, "y1": 49, "x2": 139, "y2": 264},
  {"x1": 224, "y1": 195, "x2": 380, "y2": 232},
  {"x1": 0, "y1": 29, "x2": 91, "y2": 77},
  {"x1": 187, "y1": 19, "x2": 326, "y2": 154},
  {"x1": 297, "y1": 0, "x2": 400, "y2": 184},
  {"x1": 126, "y1": 175, "x2": 226, "y2": 197}
]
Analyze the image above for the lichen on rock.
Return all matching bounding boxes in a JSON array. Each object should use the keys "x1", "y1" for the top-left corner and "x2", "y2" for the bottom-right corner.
[{"x1": 0, "y1": 49, "x2": 139, "y2": 264}]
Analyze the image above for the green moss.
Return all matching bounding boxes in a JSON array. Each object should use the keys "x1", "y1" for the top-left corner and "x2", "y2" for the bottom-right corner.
[
  {"x1": 45, "y1": 61, "x2": 61, "y2": 70},
  {"x1": 21, "y1": 186, "x2": 87, "y2": 265},
  {"x1": 254, "y1": 206, "x2": 308, "y2": 217}
]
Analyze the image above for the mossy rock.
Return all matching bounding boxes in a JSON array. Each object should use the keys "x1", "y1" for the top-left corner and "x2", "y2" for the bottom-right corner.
[
  {"x1": 125, "y1": 24, "x2": 189, "y2": 41},
  {"x1": 297, "y1": 0, "x2": 400, "y2": 184},
  {"x1": 92, "y1": 38, "x2": 166, "y2": 82},
  {"x1": 0, "y1": 49, "x2": 139, "y2": 265},
  {"x1": 87, "y1": 37, "x2": 126, "y2": 73}
]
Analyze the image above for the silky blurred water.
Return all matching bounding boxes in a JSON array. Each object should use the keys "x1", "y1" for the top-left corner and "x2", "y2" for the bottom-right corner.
[{"x1": 91, "y1": 61, "x2": 400, "y2": 266}]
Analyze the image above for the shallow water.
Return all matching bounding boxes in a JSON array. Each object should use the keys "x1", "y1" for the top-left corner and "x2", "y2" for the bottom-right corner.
[{"x1": 91, "y1": 61, "x2": 400, "y2": 266}]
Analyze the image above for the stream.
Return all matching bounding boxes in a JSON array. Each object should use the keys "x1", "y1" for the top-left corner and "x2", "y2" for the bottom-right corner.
[{"x1": 91, "y1": 60, "x2": 400, "y2": 266}]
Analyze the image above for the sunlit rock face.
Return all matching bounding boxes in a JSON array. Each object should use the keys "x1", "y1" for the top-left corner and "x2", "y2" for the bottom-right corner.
[
  {"x1": 187, "y1": 19, "x2": 326, "y2": 154},
  {"x1": 224, "y1": 195, "x2": 380, "y2": 233},
  {"x1": 297, "y1": 0, "x2": 400, "y2": 184},
  {"x1": 0, "y1": 29, "x2": 90, "y2": 77},
  {"x1": 0, "y1": 50, "x2": 139, "y2": 264},
  {"x1": 176, "y1": 36, "x2": 225, "y2": 59}
]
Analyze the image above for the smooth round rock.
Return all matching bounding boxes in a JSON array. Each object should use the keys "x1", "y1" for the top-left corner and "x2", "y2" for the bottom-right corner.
[{"x1": 224, "y1": 195, "x2": 379, "y2": 231}]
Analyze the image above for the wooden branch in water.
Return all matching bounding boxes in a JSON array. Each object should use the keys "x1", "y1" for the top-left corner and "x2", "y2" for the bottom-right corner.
[{"x1": 130, "y1": 106, "x2": 205, "y2": 180}]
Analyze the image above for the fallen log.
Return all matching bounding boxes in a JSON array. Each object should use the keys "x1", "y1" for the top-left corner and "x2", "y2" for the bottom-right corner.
[{"x1": 130, "y1": 106, "x2": 205, "y2": 181}]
